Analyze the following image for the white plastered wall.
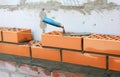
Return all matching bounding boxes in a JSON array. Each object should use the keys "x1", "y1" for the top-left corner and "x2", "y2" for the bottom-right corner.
[{"x1": 0, "y1": 0, "x2": 120, "y2": 40}]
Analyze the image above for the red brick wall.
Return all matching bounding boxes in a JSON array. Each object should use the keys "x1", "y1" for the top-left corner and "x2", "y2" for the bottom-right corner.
[{"x1": 0, "y1": 60, "x2": 84, "y2": 77}]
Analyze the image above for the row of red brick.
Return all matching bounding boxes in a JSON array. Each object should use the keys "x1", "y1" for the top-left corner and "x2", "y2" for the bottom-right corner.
[
  {"x1": 0, "y1": 27, "x2": 32, "y2": 43},
  {"x1": 42, "y1": 31, "x2": 120, "y2": 56},
  {"x1": 41, "y1": 31, "x2": 120, "y2": 72},
  {"x1": 0, "y1": 28, "x2": 120, "y2": 56},
  {"x1": 0, "y1": 29, "x2": 120, "y2": 72},
  {"x1": 0, "y1": 41, "x2": 120, "y2": 72}
]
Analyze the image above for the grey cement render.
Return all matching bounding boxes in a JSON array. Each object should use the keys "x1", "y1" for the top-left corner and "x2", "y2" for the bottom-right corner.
[{"x1": 0, "y1": 0, "x2": 119, "y2": 13}]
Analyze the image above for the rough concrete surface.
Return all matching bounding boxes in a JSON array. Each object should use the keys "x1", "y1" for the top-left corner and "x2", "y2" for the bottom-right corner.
[{"x1": 0, "y1": 0, "x2": 119, "y2": 14}]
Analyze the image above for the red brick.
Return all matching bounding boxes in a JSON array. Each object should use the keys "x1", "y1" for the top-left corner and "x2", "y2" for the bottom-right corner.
[
  {"x1": 52, "y1": 71, "x2": 70, "y2": 77},
  {"x1": 32, "y1": 47, "x2": 60, "y2": 61},
  {"x1": 71, "y1": 73, "x2": 84, "y2": 77},
  {"x1": 37, "y1": 67, "x2": 51, "y2": 77},
  {"x1": 63, "y1": 50, "x2": 106, "y2": 69},
  {"x1": 18, "y1": 64, "x2": 38, "y2": 76},
  {"x1": 0, "y1": 43, "x2": 30, "y2": 57},
  {"x1": 109, "y1": 56, "x2": 120, "y2": 71}
]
